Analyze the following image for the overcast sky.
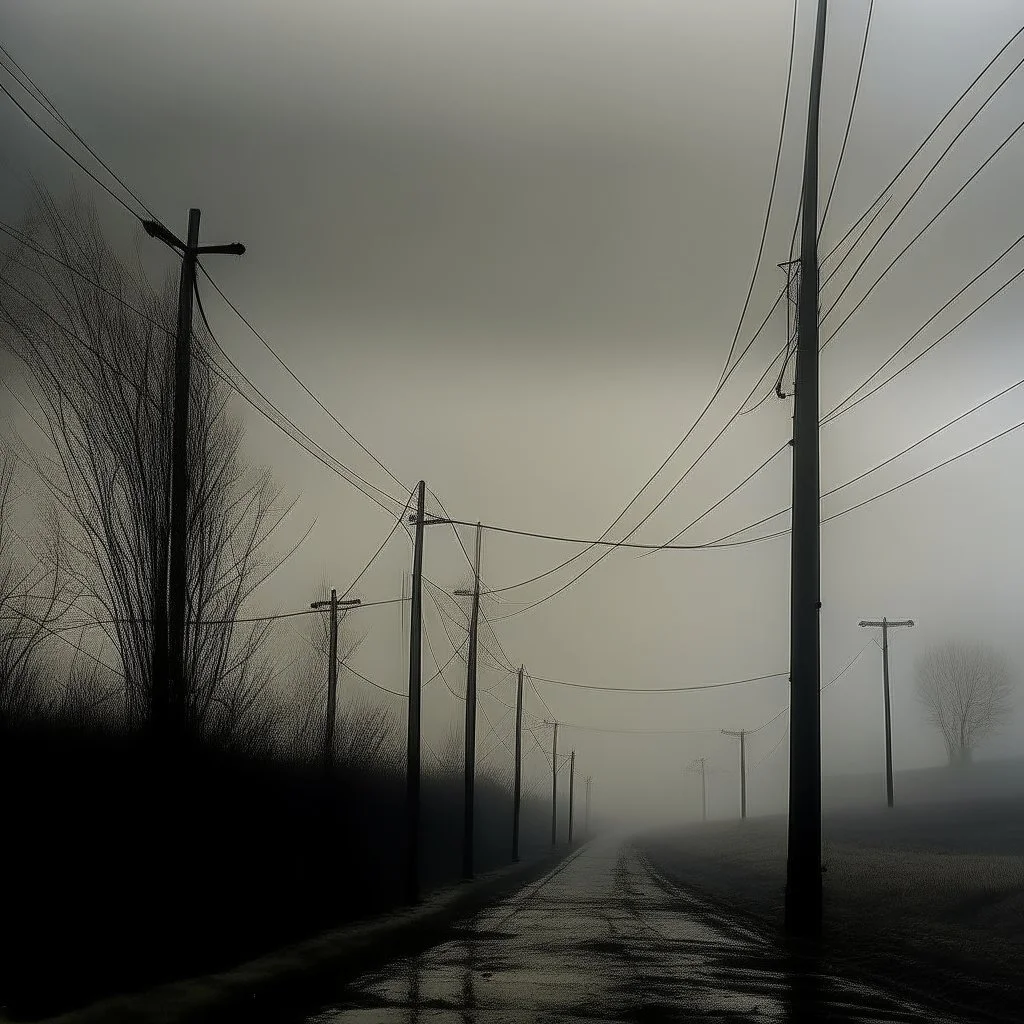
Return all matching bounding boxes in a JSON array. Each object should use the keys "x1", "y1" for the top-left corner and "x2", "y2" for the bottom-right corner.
[{"x1": 3, "y1": 0, "x2": 1024, "y2": 824}]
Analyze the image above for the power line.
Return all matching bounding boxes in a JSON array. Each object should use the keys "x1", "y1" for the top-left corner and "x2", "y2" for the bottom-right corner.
[
  {"x1": 193, "y1": 278, "x2": 406, "y2": 518},
  {"x1": 818, "y1": 0, "x2": 874, "y2": 237},
  {"x1": 821, "y1": 103, "x2": 1024, "y2": 349},
  {"x1": 823, "y1": 236, "x2": 1024, "y2": 423},
  {"x1": 0, "y1": 45, "x2": 406, "y2": 516},
  {"x1": 0, "y1": 73, "x2": 146, "y2": 223},
  {"x1": 339, "y1": 485, "x2": 417, "y2": 602},
  {"x1": 529, "y1": 669, "x2": 788, "y2": 694},
  {"x1": 717, "y1": 0, "x2": 798, "y2": 385},
  {"x1": 715, "y1": 412, "x2": 1024, "y2": 549},
  {"x1": 0, "y1": 44, "x2": 158, "y2": 222},
  {"x1": 197, "y1": 263, "x2": 408, "y2": 497},
  {"x1": 340, "y1": 661, "x2": 406, "y2": 698},
  {"x1": 818, "y1": 20, "x2": 1024, "y2": 272}
]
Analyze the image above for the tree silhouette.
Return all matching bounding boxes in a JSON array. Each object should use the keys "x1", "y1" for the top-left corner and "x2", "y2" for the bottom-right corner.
[
  {"x1": 915, "y1": 640, "x2": 1014, "y2": 766},
  {"x1": 0, "y1": 184, "x2": 299, "y2": 747}
]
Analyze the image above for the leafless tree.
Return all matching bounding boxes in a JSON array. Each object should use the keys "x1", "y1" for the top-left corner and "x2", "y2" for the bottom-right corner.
[
  {"x1": 915, "y1": 640, "x2": 1015, "y2": 766},
  {"x1": 0, "y1": 183, "x2": 302, "y2": 746},
  {"x1": 0, "y1": 449, "x2": 65, "y2": 720}
]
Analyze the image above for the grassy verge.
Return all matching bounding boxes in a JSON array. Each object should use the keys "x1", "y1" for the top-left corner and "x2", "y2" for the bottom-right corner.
[{"x1": 640, "y1": 810, "x2": 1024, "y2": 1024}]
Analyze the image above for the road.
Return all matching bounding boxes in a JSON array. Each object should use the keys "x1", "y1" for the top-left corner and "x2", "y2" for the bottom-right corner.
[{"x1": 300, "y1": 837, "x2": 964, "y2": 1023}]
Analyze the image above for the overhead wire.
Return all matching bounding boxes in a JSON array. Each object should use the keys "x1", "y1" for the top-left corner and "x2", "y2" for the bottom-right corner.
[
  {"x1": 820, "y1": 101, "x2": 1024, "y2": 350},
  {"x1": 817, "y1": 0, "x2": 874, "y2": 237},
  {"x1": 818, "y1": 20, "x2": 1024, "y2": 271}
]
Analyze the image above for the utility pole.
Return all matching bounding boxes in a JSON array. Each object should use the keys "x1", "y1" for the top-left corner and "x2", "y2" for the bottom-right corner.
[
  {"x1": 785, "y1": 0, "x2": 828, "y2": 940},
  {"x1": 722, "y1": 731, "x2": 747, "y2": 819},
  {"x1": 453, "y1": 523, "x2": 483, "y2": 879},
  {"x1": 568, "y1": 750, "x2": 576, "y2": 845},
  {"x1": 700, "y1": 757, "x2": 707, "y2": 822},
  {"x1": 512, "y1": 665, "x2": 524, "y2": 862},
  {"x1": 550, "y1": 721, "x2": 559, "y2": 846},
  {"x1": 585, "y1": 776, "x2": 592, "y2": 838},
  {"x1": 142, "y1": 212, "x2": 244, "y2": 742},
  {"x1": 310, "y1": 590, "x2": 362, "y2": 772},
  {"x1": 405, "y1": 481, "x2": 426, "y2": 903},
  {"x1": 859, "y1": 618, "x2": 914, "y2": 808},
  {"x1": 402, "y1": 487, "x2": 449, "y2": 903}
]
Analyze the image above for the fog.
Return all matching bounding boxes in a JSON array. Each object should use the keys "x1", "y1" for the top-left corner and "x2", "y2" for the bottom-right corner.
[{"x1": 3, "y1": 0, "x2": 1024, "y2": 829}]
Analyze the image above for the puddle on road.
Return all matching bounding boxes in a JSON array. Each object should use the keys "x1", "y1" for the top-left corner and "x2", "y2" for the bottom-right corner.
[{"x1": 299, "y1": 842, "x2": 964, "y2": 1024}]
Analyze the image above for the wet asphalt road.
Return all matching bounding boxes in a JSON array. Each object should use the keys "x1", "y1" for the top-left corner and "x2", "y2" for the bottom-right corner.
[{"x1": 302, "y1": 838, "x2": 962, "y2": 1023}]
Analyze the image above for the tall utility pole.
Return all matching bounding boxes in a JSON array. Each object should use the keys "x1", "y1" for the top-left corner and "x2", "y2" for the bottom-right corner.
[
  {"x1": 584, "y1": 776, "x2": 592, "y2": 838},
  {"x1": 512, "y1": 665, "x2": 524, "y2": 862},
  {"x1": 310, "y1": 590, "x2": 362, "y2": 772},
  {"x1": 453, "y1": 523, "x2": 483, "y2": 879},
  {"x1": 699, "y1": 758, "x2": 707, "y2": 822},
  {"x1": 786, "y1": 0, "x2": 828, "y2": 940},
  {"x1": 568, "y1": 750, "x2": 576, "y2": 845},
  {"x1": 142, "y1": 212, "x2": 244, "y2": 741},
  {"x1": 405, "y1": 481, "x2": 426, "y2": 903},
  {"x1": 722, "y1": 731, "x2": 747, "y2": 819},
  {"x1": 859, "y1": 618, "x2": 915, "y2": 808},
  {"x1": 550, "y1": 721, "x2": 559, "y2": 846}
]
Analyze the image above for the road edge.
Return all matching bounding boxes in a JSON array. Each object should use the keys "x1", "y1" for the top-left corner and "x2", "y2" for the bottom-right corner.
[{"x1": 37, "y1": 847, "x2": 581, "y2": 1024}]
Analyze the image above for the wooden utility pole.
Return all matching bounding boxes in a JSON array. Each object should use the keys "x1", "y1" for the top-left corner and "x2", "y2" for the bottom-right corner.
[
  {"x1": 142, "y1": 212, "x2": 244, "y2": 741},
  {"x1": 722, "y1": 730, "x2": 747, "y2": 819},
  {"x1": 568, "y1": 750, "x2": 576, "y2": 845},
  {"x1": 550, "y1": 721, "x2": 559, "y2": 846},
  {"x1": 859, "y1": 618, "x2": 915, "y2": 808},
  {"x1": 786, "y1": 0, "x2": 828, "y2": 939},
  {"x1": 512, "y1": 665, "x2": 524, "y2": 862},
  {"x1": 700, "y1": 757, "x2": 707, "y2": 822},
  {"x1": 454, "y1": 523, "x2": 483, "y2": 879},
  {"x1": 405, "y1": 481, "x2": 426, "y2": 903},
  {"x1": 310, "y1": 590, "x2": 362, "y2": 772},
  {"x1": 584, "y1": 776, "x2": 592, "y2": 837}
]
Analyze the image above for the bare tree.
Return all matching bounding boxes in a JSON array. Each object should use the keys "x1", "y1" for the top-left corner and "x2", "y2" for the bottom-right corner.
[
  {"x1": 0, "y1": 449, "x2": 65, "y2": 721},
  {"x1": 915, "y1": 640, "x2": 1015, "y2": 766},
  {"x1": 0, "y1": 184, "x2": 300, "y2": 746}
]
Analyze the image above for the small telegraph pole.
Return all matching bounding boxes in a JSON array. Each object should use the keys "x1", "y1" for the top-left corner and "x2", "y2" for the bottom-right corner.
[
  {"x1": 722, "y1": 730, "x2": 747, "y2": 819},
  {"x1": 550, "y1": 721, "x2": 559, "y2": 846},
  {"x1": 568, "y1": 750, "x2": 576, "y2": 845},
  {"x1": 512, "y1": 665, "x2": 524, "y2": 862},
  {"x1": 310, "y1": 590, "x2": 361, "y2": 772},
  {"x1": 859, "y1": 617, "x2": 914, "y2": 808},
  {"x1": 584, "y1": 776, "x2": 592, "y2": 838},
  {"x1": 699, "y1": 757, "x2": 707, "y2": 822},
  {"x1": 454, "y1": 523, "x2": 483, "y2": 879},
  {"x1": 142, "y1": 211, "x2": 244, "y2": 741}
]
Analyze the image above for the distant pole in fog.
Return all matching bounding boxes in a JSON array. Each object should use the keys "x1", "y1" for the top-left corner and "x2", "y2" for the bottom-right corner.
[
  {"x1": 701, "y1": 758, "x2": 707, "y2": 822},
  {"x1": 550, "y1": 721, "x2": 559, "y2": 846},
  {"x1": 859, "y1": 617, "x2": 915, "y2": 808},
  {"x1": 512, "y1": 665, "x2": 524, "y2": 862},
  {"x1": 722, "y1": 730, "x2": 747, "y2": 819},
  {"x1": 584, "y1": 776, "x2": 592, "y2": 837},
  {"x1": 568, "y1": 750, "x2": 576, "y2": 844}
]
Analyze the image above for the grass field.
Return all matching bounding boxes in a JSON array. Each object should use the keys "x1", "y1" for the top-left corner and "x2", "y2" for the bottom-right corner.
[{"x1": 640, "y1": 788, "x2": 1024, "y2": 1024}]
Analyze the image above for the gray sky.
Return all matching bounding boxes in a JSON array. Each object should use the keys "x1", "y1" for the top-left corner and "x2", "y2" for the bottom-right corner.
[{"x1": 3, "y1": 0, "x2": 1024, "y2": 824}]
